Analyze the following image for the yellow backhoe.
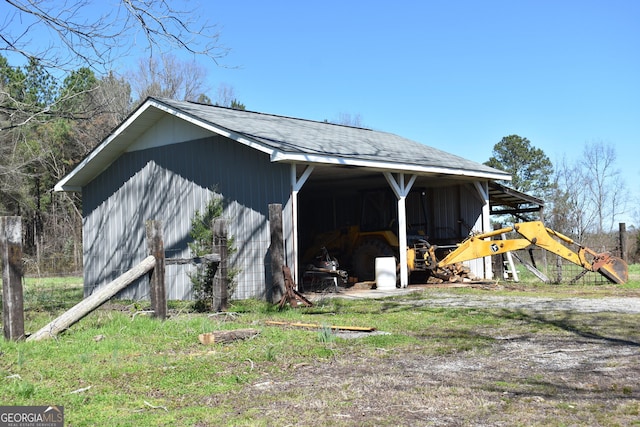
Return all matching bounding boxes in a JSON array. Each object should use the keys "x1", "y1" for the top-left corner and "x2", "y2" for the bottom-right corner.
[{"x1": 418, "y1": 221, "x2": 628, "y2": 284}]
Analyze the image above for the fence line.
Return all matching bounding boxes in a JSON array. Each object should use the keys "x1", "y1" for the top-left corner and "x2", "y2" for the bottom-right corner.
[
  {"x1": 2, "y1": 218, "x2": 229, "y2": 342},
  {"x1": 497, "y1": 247, "x2": 620, "y2": 284}
]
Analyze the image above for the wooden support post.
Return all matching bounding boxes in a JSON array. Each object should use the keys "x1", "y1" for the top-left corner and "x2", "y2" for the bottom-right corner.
[
  {"x1": 1, "y1": 217, "x2": 25, "y2": 341},
  {"x1": 619, "y1": 223, "x2": 627, "y2": 262},
  {"x1": 269, "y1": 204, "x2": 284, "y2": 303},
  {"x1": 146, "y1": 220, "x2": 167, "y2": 320},
  {"x1": 27, "y1": 255, "x2": 156, "y2": 341},
  {"x1": 213, "y1": 218, "x2": 228, "y2": 312}
]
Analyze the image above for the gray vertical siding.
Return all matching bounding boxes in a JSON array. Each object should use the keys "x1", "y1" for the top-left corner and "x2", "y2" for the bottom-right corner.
[
  {"x1": 82, "y1": 135, "x2": 291, "y2": 300},
  {"x1": 457, "y1": 183, "x2": 486, "y2": 278},
  {"x1": 423, "y1": 183, "x2": 486, "y2": 279},
  {"x1": 429, "y1": 186, "x2": 462, "y2": 242}
]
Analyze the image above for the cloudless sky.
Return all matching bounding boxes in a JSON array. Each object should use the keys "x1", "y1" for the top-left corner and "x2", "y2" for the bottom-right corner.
[{"x1": 178, "y1": 0, "x2": 638, "y2": 225}]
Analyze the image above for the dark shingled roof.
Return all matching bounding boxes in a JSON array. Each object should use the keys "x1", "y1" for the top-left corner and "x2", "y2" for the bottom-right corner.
[
  {"x1": 157, "y1": 98, "x2": 508, "y2": 177},
  {"x1": 55, "y1": 97, "x2": 511, "y2": 191}
]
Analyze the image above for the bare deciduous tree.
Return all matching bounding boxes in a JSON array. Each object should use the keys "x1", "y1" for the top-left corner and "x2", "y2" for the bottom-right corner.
[
  {"x1": 2, "y1": 0, "x2": 227, "y2": 74},
  {"x1": 550, "y1": 141, "x2": 628, "y2": 238},
  {"x1": 332, "y1": 112, "x2": 364, "y2": 127},
  {"x1": 129, "y1": 54, "x2": 209, "y2": 103},
  {"x1": 214, "y1": 83, "x2": 236, "y2": 107},
  {"x1": 548, "y1": 155, "x2": 590, "y2": 239},
  {"x1": 2, "y1": 0, "x2": 226, "y2": 128},
  {"x1": 581, "y1": 141, "x2": 628, "y2": 234},
  {"x1": 1, "y1": 0, "x2": 228, "y2": 272}
]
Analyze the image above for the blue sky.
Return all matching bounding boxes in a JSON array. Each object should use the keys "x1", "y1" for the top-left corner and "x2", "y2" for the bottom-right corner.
[
  {"x1": 3, "y1": 0, "x2": 638, "y2": 224},
  {"x1": 190, "y1": 0, "x2": 638, "y2": 224}
]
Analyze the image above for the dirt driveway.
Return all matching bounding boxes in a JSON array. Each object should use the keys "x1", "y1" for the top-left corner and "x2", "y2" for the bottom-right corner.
[
  {"x1": 404, "y1": 291, "x2": 640, "y2": 314},
  {"x1": 227, "y1": 290, "x2": 640, "y2": 426}
]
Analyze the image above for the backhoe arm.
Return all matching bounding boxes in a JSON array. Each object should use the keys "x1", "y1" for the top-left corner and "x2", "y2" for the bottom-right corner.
[
  {"x1": 512, "y1": 222, "x2": 593, "y2": 270},
  {"x1": 435, "y1": 227, "x2": 529, "y2": 266},
  {"x1": 434, "y1": 221, "x2": 628, "y2": 284}
]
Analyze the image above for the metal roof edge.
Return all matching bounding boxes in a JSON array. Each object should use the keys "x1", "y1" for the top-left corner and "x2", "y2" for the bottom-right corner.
[
  {"x1": 54, "y1": 98, "x2": 160, "y2": 192},
  {"x1": 270, "y1": 151, "x2": 512, "y2": 181},
  {"x1": 489, "y1": 181, "x2": 544, "y2": 205}
]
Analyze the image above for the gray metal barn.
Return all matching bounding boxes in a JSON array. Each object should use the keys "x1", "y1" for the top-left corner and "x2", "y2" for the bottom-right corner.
[{"x1": 55, "y1": 97, "x2": 539, "y2": 301}]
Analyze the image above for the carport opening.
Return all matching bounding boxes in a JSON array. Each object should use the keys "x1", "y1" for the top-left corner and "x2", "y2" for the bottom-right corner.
[
  {"x1": 294, "y1": 167, "x2": 544, "y2": 291},
  {"x1": 297, "y1": 176, "x2": 469, "y2": 288}
]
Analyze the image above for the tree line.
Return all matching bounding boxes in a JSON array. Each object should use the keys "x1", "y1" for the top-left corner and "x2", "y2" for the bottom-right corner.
[
  {"x1": 1, "y1": 54, "x2": 636, "y2": 274},
  {"x1": 0, "y1": 53, "x2": 245, "y2": 273},
  {"x1": 485, "y1": 135, "x2": 635, "y2": 261},
  {"x1": 0, "y1": 0, "x2": 232, "y2": 274},
  {"x1": 1, "y1": 55, "x2": 635, "y2": 274}
]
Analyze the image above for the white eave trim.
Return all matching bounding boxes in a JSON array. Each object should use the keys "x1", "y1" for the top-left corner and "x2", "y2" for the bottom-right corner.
[
  {"x1": 55, "y1": 100, "x2": 157, "y2": 191},
  {"x1": 270, "y1": 151, "x2": 512, "y2": 181}
]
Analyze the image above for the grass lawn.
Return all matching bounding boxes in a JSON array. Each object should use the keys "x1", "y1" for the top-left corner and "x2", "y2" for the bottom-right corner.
[{"x1": 1, "y1": 267, "x2": 639, "y2": 426}]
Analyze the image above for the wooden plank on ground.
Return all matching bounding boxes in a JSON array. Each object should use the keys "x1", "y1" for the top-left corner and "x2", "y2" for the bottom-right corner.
[{"x1": 265, "y1": 320, "x2": 376, "y2": 332}]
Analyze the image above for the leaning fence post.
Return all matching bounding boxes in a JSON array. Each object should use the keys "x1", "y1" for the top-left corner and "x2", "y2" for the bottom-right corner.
[
  {"x1": 27, "y1": 255, "x2": 156, "y2": 341},
  {"x1": 1, "y1": 216, "x2": 25, "y2": 341},
  {"x1": 213, "y1": 218, "x2": 228, "y2": 312},
  {"x1": 146, "y1": 220, "x2": 166, "y2": 320}
]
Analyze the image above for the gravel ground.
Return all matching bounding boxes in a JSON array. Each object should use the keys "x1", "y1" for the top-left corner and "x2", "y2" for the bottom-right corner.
[
  {"x1": 231, "y1": 287, "x2": 640, "y2": 426},
  {"x1": 407, "y1": 292, "x2": 640, "y2": 314},
  {"x1": 312, "y1": 285, "x2": 640, "y2": 314}
]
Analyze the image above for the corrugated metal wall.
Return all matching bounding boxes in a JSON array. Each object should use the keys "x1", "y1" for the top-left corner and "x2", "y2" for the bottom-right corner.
[
  {"x1": 422, "y1": 184, "x2": 485, "y2": 242},
  {"x1": 82, "y1": 135, "x2": 291, "y2": 300},
  {"x1": 425, "y1": 183, "x2": 488, "y2": 279}
]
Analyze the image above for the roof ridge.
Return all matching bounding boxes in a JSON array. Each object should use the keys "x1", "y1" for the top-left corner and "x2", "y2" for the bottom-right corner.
[{"x1": 152, "y1": 96, "x2": 375, "y2": 132}]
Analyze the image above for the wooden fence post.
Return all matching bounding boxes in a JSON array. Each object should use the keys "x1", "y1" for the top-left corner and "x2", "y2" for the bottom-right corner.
[
  {"x1": 269, "y1": 204, "x2": 284, "y2": 304},
  {"x1": 213, "y1": 218, "x2": 228, "y2": 312},
  {"x1": 556, "y1": 254, "x2": 563, "y2": 284},
  {"x1": 146, "y1": 220, "x2": 167, "y2": 320},
  {"x1": 1, "y1": 217, "x2": 25, "y2": 341},
  {"x1": 619, "y1": 223, "x2": 627, "y2": 262}
]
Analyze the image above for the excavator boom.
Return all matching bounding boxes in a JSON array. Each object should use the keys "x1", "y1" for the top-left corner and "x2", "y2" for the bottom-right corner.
[{"x1": 433, "y1": 221, "x2": 628, "y2": 284}]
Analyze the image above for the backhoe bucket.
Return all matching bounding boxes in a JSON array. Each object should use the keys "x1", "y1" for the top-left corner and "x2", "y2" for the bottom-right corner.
[{"x1": 595, "y1": 256, "x2": 628, "y2": 284}]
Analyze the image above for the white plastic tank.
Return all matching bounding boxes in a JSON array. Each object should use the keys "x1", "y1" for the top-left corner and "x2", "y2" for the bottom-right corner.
[{"x1": 375, "y1": 257, "x2": 397, "y2": 290}]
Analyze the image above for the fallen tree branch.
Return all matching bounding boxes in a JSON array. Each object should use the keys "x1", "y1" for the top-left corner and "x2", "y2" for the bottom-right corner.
[
  {"x1": 198, "y1": 328, "x2": 260, "y2": 345},
  {"x1": 144, "y1": 401, "x2": 168, "y2": 412},
  {"x1": 535, "y1": 348, "x2": 589, "y2": 355},
  {"x1": 69, "y1": 385, "x2": 92, "y2": 394}
]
